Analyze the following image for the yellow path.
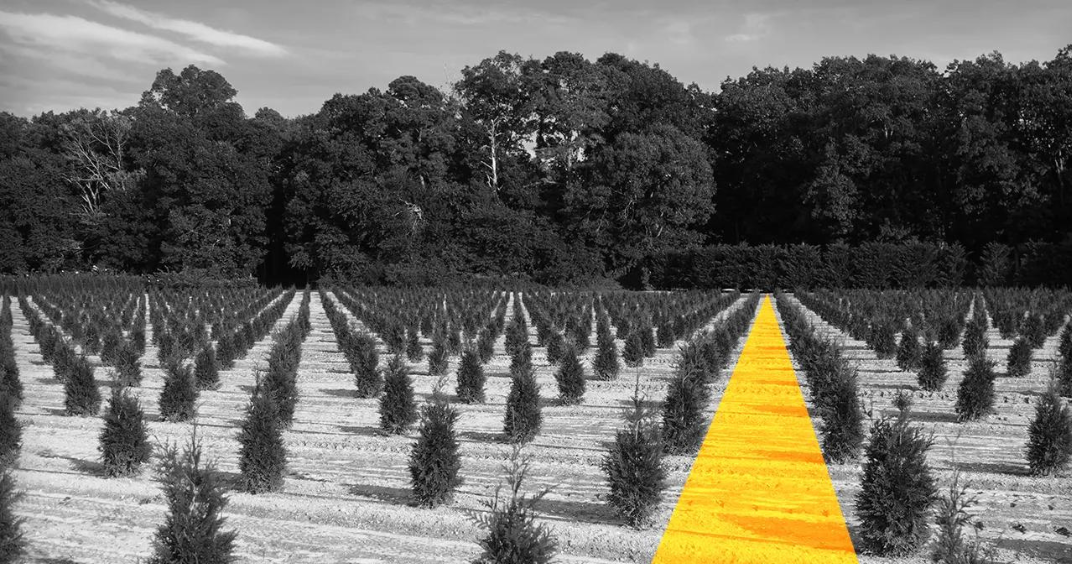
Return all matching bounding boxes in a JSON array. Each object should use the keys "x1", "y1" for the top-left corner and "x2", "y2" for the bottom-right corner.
[{"x1": 652, "y1": 295, "x2": 857, "y2": 564}]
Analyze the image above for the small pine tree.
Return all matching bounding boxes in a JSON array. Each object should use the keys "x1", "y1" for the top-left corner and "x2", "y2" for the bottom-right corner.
[
  {"x1": 149, "y1": 431, "x2": 236, "y2": 564},
  {"x1": 955, "y1": 356, "x2": 996, "y2": 422},
  {"x1": 661, "y1": 358, "x2": 709, "y2": 455},
  {"x1": 961, "y1": 319, "x2": 988, "y2": 361},
  {"x1": 215, "y1": 333, "x2": 236, "y2": 370},
  {"x1": 936, "y1": 317, "x2": 962, "y2": 350},
  {"x1": 264, "y1": 340, "x2": 300, "y2": 428},
  {"x1": 100, "y1": 331, "x2": 122, "y2": 365},
  {"x1": 428, "y1": 340, "x2": 449, "y2": 377},
  {"x1": 917, "y1": 341, "x2": 948, "y2": 392},
  {"x1": 819, "y1": 366, "x2": 864, "y2": 463},
  {"x1": 1025, "y1": 386, "x2": 1072, "y2": 476},
  {"x1": 477, "y1": 330, "x2": 496, "y2": 364},
  {"x1": 622, "y1": 331, "x2": 645, "y2": 368},
  {"x1": 383, "y1": 323, "x2": 406, "y2": 356},
  {"x1": 0, "y1": 465, "x2": 26, "y2": 563},
  {"x1": 456, "y1": 350, "x2": 487, "y2": 404},
  {"x1": 471, "y1": 445, "x2": 557, "y2": 564},
  {"x1": 0, "y1": 358, "x2": 21, "y2": 411},
  {"x1": 504, "y1": 368, "x2": 542, "y2": 444},
  {"x1": 592, "y1": 333, "x2": 620, "y2": 381},
  {"x1": 195, "y1": 347, "x2": 220, "y2": 391},
  {"x1": 408, "y1": 397, "x2": 463, "y2": 508},
  {"x1": 156, "y1": 332, "x2": 176, "y2": 366},
  {"x1": 0, "y1": 395, "x2": 19, "y2": 466},
  {"x1": 447, "y1": 326, "x2": 463, "y2": 355},
  {"x1": 132, "y1": 326, "x2": 146, "y2": 356},
  {"x1": 237, "y1": 381, "x2": 287, "y2": 493},
  {"x1": 115, "y1": 341, "x2": 142, "y2": 387},
  {"x1": 855, "y1": 410, "x2": 938, "y2": 556},
  {"x1": 159, "y1": 359, "x2": 197, "y2": 423},
  {"x1": 1021, "y1": 313, "x2": 1046, "y2": 349},
  {"x1": 893, "y1": 389, "x2": 914, "y2": 414},
  {"x1": 406, "y1": 328, "x2": 423, "y2": 362},
  {"x1": 870, "y1": 321, "x2": 898, "y2": 359},
  {"x1": 1059, "y1": 323, "x2": 1072, "y2": 364},
  {"x1": 544, "y1": 332, "x2": 564, "y2": 366},
  {"x1": 99, "y1": 385, "x2": 152, "y2": 477},
  {"x1": 602, "y1": 388, "x2": 666, "y2": 528},
  {"x1": 64, "y1": 355, "x2": 102, "y2": 416},
  {"x1": 638, "y1": 323, "x2": 656, "y2": 357},
  {"x1": 554, "y1": 347, "x2": 585, "y2": 405},
  {"x1": 379, "y1": 355, "x2": 417, "y2": 434},
  {"x1": 931, "y1": 470, "x2": 988, "y2": 564},
  {"x1": 53, "y1": 342, "x2": 77, "y2": 383},
  {"x1": 897, "y1": 326, "x2": 923, "y2": 372},
  {"x1": 1059, "y1": 357, "x2": 1072, "y2": 398},
  {"x1": 353, "y1": 334, "x2": 382, "y2": 398},
  {"x1": 509, "y1": 340, "x2": 533, "y2": 379},
  {"x1": 504, "y1": 318, "x2": 528, "y2": 359},
  {"x1": 1006, "y1": 338, "x2": 1033, "y2": 378}
]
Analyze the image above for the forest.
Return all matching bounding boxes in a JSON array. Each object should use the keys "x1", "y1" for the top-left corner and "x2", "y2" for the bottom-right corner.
[{"x1": 1, "y1": 47, "x2": 1071, "y2": 287}]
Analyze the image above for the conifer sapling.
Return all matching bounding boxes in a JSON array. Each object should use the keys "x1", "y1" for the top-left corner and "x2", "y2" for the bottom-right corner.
[{"x1": 99, "y1": 384, "x2": 152, "y2": 477}]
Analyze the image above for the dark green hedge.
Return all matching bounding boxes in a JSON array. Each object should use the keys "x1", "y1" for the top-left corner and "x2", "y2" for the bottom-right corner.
[
  {"x1": 647, "y1": 242, "x2": 982, "y2": 290},
  {"x1": 649, "y1": 241, "x2": 1072, "y2": 290}
]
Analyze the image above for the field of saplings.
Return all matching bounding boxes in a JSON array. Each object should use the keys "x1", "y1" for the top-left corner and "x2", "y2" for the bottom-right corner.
[
  {"x1": 0, "y1": 275, "x2": 761, "y2": 563},
  {"x1": 0, "y1": 276, "x2": 1070, "y2": 563},
  {"x1": 777, "y1": 288, "x2": 1072, "y2": 563}
]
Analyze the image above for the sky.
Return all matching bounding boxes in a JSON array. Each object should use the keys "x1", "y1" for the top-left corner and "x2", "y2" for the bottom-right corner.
[{"x1": 0, "y1": 0, "x2": 1070, "y2": 118}]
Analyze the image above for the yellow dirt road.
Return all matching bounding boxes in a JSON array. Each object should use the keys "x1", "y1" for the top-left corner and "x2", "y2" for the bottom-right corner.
[{"x1": 652, "y1": 295, "x2": 857, "y2": 563}]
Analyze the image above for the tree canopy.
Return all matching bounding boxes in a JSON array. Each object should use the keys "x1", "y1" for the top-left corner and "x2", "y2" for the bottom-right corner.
[{"x1": 1, "y1": 47, "x2": 1071, "y2": 285}]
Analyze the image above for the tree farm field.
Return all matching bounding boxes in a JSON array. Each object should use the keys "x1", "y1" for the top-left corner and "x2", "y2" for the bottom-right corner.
[{"x1": 2, "y1": 281, "x2": 1070, "y2": 563}]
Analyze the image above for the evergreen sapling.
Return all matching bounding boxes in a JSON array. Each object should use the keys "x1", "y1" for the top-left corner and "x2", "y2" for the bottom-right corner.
[
  {"x1": 471, "y1": 444, "x2": 557, "y2": 564},
  {"x1": 380, "y1": 355, "x2": 418, "y2": 434},
  {"x1": 99, "y1": 385, "x2": 152, "y2": 477},
  {"x1": 917, "y1": 341, "x2": 948, "y2": 392},
  {"x1": 504, "y1": 368, "x2": 542, "y2": 444},
  {"x1": 855, "y1": 408, "x2": 938, "y2": 556},
  {"x1": 456, "y1": 349, "x2": 486, "y2": 404},
  {"x1": 64, "y1": 355, "x2": 101, "y2": 416},
  {"x1": 1025, "y1": 385, "x2": 1072, "y2": 476},
  {"x1": 955, "y1": 356, "x2": 996, "y2": 422},
  {"x1": 554, "y1": 346, "x2": 586, "y2": 405},
  {"x1": 1006, "y1": 338, "x2": 1033, "y2": 378},
  {"x1": 237, "y1": 380, "x2": 287, "y2": 493},
  {"x1": 149, "y1": 430, "x2": 236, "y2": 564},
  {"x1": 408, "y1": 395, "x2": 463, "y2": 508},
  {"x1": 159, "y1": 359, "x2": 197, "y2": 422}
]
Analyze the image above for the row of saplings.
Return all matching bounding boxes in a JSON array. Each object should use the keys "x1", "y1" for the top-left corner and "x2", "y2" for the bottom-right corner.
[{"x1": 778, "y1": 294, "x2": 1072, "y2": 562}]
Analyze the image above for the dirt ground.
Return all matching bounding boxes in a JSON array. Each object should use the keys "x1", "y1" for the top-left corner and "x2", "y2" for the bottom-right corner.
[{"x1": 7, "y1": 290, "x2": 749, "y2": 563}]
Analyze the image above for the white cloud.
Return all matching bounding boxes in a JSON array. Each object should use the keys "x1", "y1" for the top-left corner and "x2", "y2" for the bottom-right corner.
[
  {"x1": 664, "y1": 20, "x2": 694, "y2": 47},
  {"x1": 87, "y1": 0, "x2": 287, "y2": 57},
  {"x1": 0, "y1": 10, "x2": 224, "y2": 65},
  {"x1": 726, "y1": 13, "x2": 772, "y2": 43}
]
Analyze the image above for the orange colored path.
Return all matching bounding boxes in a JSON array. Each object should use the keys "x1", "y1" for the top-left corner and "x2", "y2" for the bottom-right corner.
[{"x1": 652, "y1": 295, "x2": 858, "y2": 564}]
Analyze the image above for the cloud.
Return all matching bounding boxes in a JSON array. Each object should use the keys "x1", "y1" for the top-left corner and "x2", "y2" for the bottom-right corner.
[
  {"x1": 0, "y1": 10, "x2": 224, "y2": 65},
  {"x1": 664, "y1": 20, "x2": 695, "y2": 47},
  {"x1": 726, "y1": 13, "x2": 773, "y2": 43},
  {"x1": 87, "y1": 0, "x2": 287, "y2": 57},
  {"x1": 351, "y1": 1, "x2": 573, "y2": 28}
]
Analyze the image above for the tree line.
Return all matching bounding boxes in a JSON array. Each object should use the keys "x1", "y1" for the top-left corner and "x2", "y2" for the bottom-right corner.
[{"x1": 1, "y1": 46, "x2": 1070, "y2": 285}]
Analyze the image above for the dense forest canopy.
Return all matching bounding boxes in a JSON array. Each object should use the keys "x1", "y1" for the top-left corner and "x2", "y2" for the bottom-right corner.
[{"x1": 1, "y1": 47, "x2": 1071, "y2": 285}]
